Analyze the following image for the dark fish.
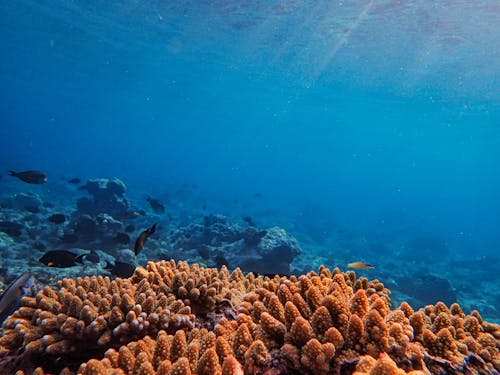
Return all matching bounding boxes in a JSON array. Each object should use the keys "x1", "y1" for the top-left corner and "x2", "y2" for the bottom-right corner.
[
  {"x1": 68, "y1": 177, "x2": 81, "y2": 184},
  {"x1": 48, "y1": 214, "x2": 66, "y2": 224},
  {"x1": 39, "y1": 250, "x2": 84, "y2": 268},
  {"x1": 60, "y1": 233, "x2": 78, "y2": 243},
  {"x1": 105, "y1": 261, "x2": 136, "y2": 278},
  {"x1": 83, "y1": 250, "x2": 100, "y2": 263},
  {"x1": 145, "y1": 195, "x2": 165, "y2": 214},
  {"x1": 134, "y1": 223, "x2": 157, "y2": 255},
  {"x1": 242, "y1": 216, "x2": 255, "y2": 226},
  {"x1": 254, "y1": 192, "x2": 262, "y2": 198},
  {"x1": 9, "y1": 170, "x2": 47, "y2": 184},
  {"x1": 114, "y1": 232, "x2": 130, "y2": 245},
  {"x1": 0, "y1": 273, "x2": 33, "y2": 324}
]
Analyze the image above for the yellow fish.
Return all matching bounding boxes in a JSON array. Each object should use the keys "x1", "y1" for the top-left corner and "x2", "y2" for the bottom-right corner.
[{"x1": 347, "y1": 261, "x2": 374, "y2": 270}]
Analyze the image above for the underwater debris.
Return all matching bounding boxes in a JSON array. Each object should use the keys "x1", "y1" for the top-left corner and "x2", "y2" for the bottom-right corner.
[
  {"x1": 8, "y1": 170, "x2": 47, "y2": 184},
  {"x1": 134, "y1": 223, "x2": 157, "y2": 255}
]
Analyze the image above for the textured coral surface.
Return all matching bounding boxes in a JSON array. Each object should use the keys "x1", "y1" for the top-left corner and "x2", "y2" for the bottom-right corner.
[{"x1": 1, "y1": 260, "x2": 499, "y2": 375}]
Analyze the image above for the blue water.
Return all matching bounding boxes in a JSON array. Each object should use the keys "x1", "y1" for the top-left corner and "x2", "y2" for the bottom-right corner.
[{"x1": 1, "y1": 1, "x2": 499, "y2": 318}]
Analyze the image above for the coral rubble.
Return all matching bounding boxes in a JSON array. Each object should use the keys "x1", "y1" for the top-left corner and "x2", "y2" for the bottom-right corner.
[{"x1": 1, "y1": 261, "x2": 499, "y2": 375}]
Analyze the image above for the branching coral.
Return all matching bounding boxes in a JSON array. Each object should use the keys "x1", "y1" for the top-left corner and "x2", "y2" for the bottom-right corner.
[{"x1": 1, "y1": 260, "x2": 499, "y2": 375}]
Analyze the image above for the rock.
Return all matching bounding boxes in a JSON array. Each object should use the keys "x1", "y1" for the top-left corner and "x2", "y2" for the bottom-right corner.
[
  {"x1": 74, "y1": 214, "x2": 98, "y2": 236},
  {"x1": 237, "y1": 226, "x2": 301, "y2": 275},
  {"x1": 8, "y1": 193, "x2": 43, "y2": 213},
  {"x1": 0, "y1": 221, "x2": 24, "y2": 237},
  {"x1": 95, "y1": 213, "x2": 123, "y2": 232},
  {"x1": 168, "y1": 217, "x2": 301, "y2": 276},
  {"x1": 77, "y1": 178, "x2": 129, "y2": 217},
  {"x1": 396, "y1": 273, "x2": 457, "y2": 307}
]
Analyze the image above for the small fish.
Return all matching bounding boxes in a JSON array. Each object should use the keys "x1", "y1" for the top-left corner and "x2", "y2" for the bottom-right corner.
[
  {"x1": 9, "y1": 170, "x2": 47, "y2": 184},
  {"x1": 82, "y1": 250, "x2": 100, "y2": 263},
  {"x1": 48, "y1": 213, "x2": 66, "y2": 224},
  {"x1": 134, "y1": 223, "x2": 157, "y2": 255},
  {"x1": 242, "y1": 216, "x2": 255, "y2": 226},
  {"x1": 39, "y1": 250, "x2": 84, "y2": 268},
  {"x1": 0, "y1": 273, "x2": 33, "y2": 324},
  {"x1": 145, "y1": 195, "x2": 165, "y2": 214},
  {"x1": 68, "y1": 177, "x2": 81, "y2": 184},
  {"x1": 114, "y1": 232, "x2": 130, "y2": 245},
  {"x1": 347, "y1": 261, "x2": 375, "y2": 270},
  {"x1": 105, "y1": 261, "x2": 136, "y2": 278}
]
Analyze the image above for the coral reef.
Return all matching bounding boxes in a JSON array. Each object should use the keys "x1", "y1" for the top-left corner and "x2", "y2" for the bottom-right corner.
[
  {"x1": 1, "y1": 261, "x2": 499, "y2": 375},
  {"x1": 76, "y1": 179, "x2": 130, "y2": 218},
  {"x1": 169, "y1": 215, "x2": 300, "y2": 275}
]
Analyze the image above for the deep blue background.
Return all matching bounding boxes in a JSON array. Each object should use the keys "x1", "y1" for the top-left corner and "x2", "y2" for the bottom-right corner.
[{"x1": 1, "y1": 1, "x2": 499, "y2": 256}]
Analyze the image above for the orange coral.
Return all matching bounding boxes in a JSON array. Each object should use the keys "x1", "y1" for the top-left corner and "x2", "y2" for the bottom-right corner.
[{"x1": 1, "y1": 260, "x2": 499, "y2": 375}]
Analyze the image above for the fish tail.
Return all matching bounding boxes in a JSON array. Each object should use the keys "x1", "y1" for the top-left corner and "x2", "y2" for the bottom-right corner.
[
  {"x1": 75, "y1": 254, "x2": 85, "y2": 264},
  {"x1": 8, "y1": 171, "x2": 16, "y2": 176}
]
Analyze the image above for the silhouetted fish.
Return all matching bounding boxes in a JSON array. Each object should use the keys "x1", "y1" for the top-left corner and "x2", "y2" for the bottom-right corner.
[
  {"x1": 145, "y1": 195, "x2": 165, "y2": 214},
  {"x1": 48, "y1": 214, "x2": 66, "y2": 224},
  {"x1": 82, "y1": 250, "x2": 100, "y2": 263},
  {"x1": 242, "y1": 216, "x2": 255, "y2": 226},
  {"x1": 347, "y1": 261, "x2": 374, "y2": 270},
  {"x1": 0, "y1": 273, "x2": 33, "y2": 324},
  {"x1": 39, "y1": 250, "x2": 84, "y2": 268},
  {"x1": 114, "y1": 232, "x2": 130, "y2": 245},
  {"x1": 68, "y1": 177, "x2": 81, "y2": 184},
  {"x1": 134, "y1": 223, "x2": 157, "y2": 255},
  {"x1": 105, "y1": 261, "x2": 136, "y2": 278},
  {"x1": 9, "y1": 170, "x2": 47, "y2": 184}
]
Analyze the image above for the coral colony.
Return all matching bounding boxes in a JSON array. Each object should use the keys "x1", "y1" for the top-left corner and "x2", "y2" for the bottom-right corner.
[{"x1": 0, "y1": 260, "x2": 499, "y2": 374}]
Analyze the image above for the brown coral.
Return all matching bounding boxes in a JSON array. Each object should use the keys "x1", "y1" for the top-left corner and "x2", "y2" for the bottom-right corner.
[{"x1": 1, "y1": 260, "x2": 499, "y2": 375}]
